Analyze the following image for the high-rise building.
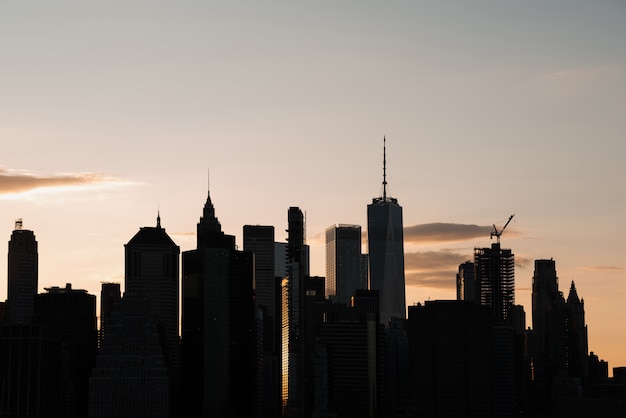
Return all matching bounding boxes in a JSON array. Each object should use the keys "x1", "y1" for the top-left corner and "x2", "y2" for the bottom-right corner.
[
  {"x1": 7, "y1": 219, "x2": 38, "y2": 325},
  {"x1": 474, "y1": 243, "x2": 515, "y2": 324},
  {"x1": 565, "y1": 281, "x2": 589, "y2": 381},
  {"x1": 531, "y1": 259, "x2": 560, "y2": 357},
  {"x1": 88, "y1": 293, "x2": 169, "y2": 418},
  {"x1": 181, "y1": 189, "x2": 255, "y2": 417},
  {"x1": 34, "y1": 283, "x2": 97, "y2": 418},
  {"x1": 283, "y1": 206, "x2": 309, "y2": 417},
  {"x1": 244, "y1": 225, "x2": 276, "y2": 345},
  {"x1": 243, "y1": 225, "x2": 282, "y2": 418},
  {"x1": 367, "y1": 138, "x2": 406, "y2": 325},
  {"x1": 456, "y1": 260, "x2": 478, "y2": 303},
  {"x1": 99, "y1": 282, "x2": 121, "y2": 346},
  {"x1": 325, "y1": 224, "x2": 363, "y2": 305},
  {"x1": 125, "y1": 213, "x2": 180, "y2": 411},
  {"x1": 0, "y1": 324, "x2": 64, "y2": 418},
  {"x1": 408, "y1": 300, "x2": 493, "y2": 418}
]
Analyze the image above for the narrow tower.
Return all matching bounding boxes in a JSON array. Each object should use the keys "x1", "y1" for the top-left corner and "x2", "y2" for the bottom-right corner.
[
  {"x1": 7, "y1": 219, "x2": 38, "y2": 325},
  {"x1": 367, "y1": 138, "x2": 406, "y2": 325}
]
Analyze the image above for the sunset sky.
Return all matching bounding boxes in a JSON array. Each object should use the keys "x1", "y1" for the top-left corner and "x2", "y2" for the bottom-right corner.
[{"x1": 1, "y1": 1, "x2": 625, "y2": 371}]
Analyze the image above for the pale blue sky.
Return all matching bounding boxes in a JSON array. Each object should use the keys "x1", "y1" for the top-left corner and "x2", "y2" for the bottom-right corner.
[{"x1": 1, "y1": 0, "x2": 625, "y2": 369}]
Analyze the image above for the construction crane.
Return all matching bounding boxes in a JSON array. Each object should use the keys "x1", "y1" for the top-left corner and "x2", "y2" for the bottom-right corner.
[{"x1": 490, "y1": 214, "x2": 515, "y2": 244}]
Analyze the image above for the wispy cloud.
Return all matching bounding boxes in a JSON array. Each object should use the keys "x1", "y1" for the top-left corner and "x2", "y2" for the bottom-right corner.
[
  {"x1": 0, "y1": 167, "x2": 126, "y2": 197},
  {"x1": 404, "y1": 223, "x2": 494, "y2": 243},
  {"x1": 404, "y1": 249, "x2": 470, "y2": 290}
]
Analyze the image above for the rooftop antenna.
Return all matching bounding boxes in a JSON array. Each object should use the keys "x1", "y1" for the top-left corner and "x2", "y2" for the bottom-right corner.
[
  {"x1": 383, "y1": 136, "x2": 387, "y2": 201},
  {"x1": 157, "y1": 205, "x2": 161, "y2": 228},
  {"x1": 490, "y1": 214, "x2": 515, "y2": 244}
]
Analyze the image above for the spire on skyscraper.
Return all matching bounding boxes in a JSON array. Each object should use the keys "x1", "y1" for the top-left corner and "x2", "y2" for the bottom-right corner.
[
  {"x1": 157, "y1": 209, "x2": 161, "y2": 229},
  {"x1": 374, "y1": 136, "x2": 398, "y2": 205},
  {"x1": 567, "y1": 280, "x2": 581, "y2": 304}
]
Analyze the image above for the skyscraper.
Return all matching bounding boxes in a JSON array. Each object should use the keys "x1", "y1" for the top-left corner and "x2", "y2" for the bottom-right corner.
[
  {"x1": 243, "y1": 225, "x2": 282, "y2": 418},
  {"x1": 89, "y1": 293, "x2": 169, "y2": 418},
  {"x1": 325, "y1": 224, "x2": 363, "y2": 305},
  {"x1": 34, "y1": 283, "x2": 97, "y2": 417},
  {"x1": 284, "y1": 207, "x2": 308, "y2": 417},
  {"x1": 181, "y1": 188, "x2": 255, "y2": 417},
  {"x1": 99, "y1": 282, "x2": 121, "y2": 346},
  {"x1": 367, "y1": 138, "x2": 406, "y2": 325},
  {"x1": 474, "y1": 243, "x2": 515, "y2": 324},
  {"x1": 456, "y1": 260, "x2": 478, "y2": 303},
  {"x1": 531, "y1": 259, "x2": 559, "y2": 357},
  {"x1": 244, "y1": 225, "x2": 276, "y2": 346},
  {"x1": 7, "y1": 219, "x2": 38, "y2": 325},
  {"x1": 125, "y1": 213, "x2": 180, "y2": 413}
]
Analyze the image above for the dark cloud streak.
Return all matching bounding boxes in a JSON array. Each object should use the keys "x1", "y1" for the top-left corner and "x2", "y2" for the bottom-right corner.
[
  {"x1": 0, "y1": 168, "x2": 112, "y2": 194},
  {"x1": 404, "y1": 223, "x2": 493, "y2": 243}
]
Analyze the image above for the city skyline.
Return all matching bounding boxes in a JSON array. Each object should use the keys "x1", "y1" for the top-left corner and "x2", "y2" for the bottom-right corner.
[{"x1": 1, "y1": 0, "x2": 625, "y2": 373}]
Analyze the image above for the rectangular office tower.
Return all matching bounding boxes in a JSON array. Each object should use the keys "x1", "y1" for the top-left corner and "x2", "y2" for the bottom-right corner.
[
  {"x1": 325, "y1": 224, "x2": 364, "y2": 305},
  {"x1": 7, "y1": 219, "x2": 38, "y2": 325},
  {"x1": 367, "y1": 139, "x2": 406, "y2": 325}
]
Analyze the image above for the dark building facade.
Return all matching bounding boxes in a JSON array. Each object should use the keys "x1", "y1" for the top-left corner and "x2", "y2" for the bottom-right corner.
[
  {"x1": 284, "y1": 206, "x2": 309, "y2": 417},
  {"x1": 99, "y1": 282, "x2": 121, "y2": 346},
  {"x1": 181, "y1": 189, "x2": 255, "y2": 417},
  {"x1": 474, "y1": 243, "x2": 515, "y2": 324},
  {"x1": 456, "y1": 260, "x2": 478, "y2": 303},
  {"x1": 244, "y1": 225, "x2": 281, "y2": 418},
  {"x1": 89, "y1": 293, "x2": 169, "y2": 418},
  {"x1": 34, "y1": 283, "x2": 97, "y2": 418},
  {"x1": 7, "y1": 219, "x2": 38, "y2": 326},
  {"x1": 408, "y1": 300, "x2": 493, "y2": 418},
  {"x1": 125, "y1": 213, "x2": 180, "y2": 410},
  {"x1": 325, "y1": 224, "x2": 363, "y2": 305},
  {"x1": 0, "y1": 324, "x2": 64, "y2": 418},
  {"x1": 367, "y1": 139, "x2": 406, "y2": 326}
]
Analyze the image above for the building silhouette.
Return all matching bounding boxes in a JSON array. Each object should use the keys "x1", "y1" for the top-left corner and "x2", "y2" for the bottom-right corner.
[
  {"x1": 456, "y1": 260, "x2": 478, "y2": 303},
  {"x1": 88, "y1": 293, "x2": 169, "y2": 418},
  {"x1": 125, "y1": 213, "x2": 180, "y2": 411},
  {"x1": 243, "y1": 225, "x2": 282, "y2": 418},
  {"x1": 325, "y1": 224, "x2": 364, "y2": 305},
  {"x1": 367, "y1": 138, "x2": 406, "y2": 326},
  {"x1": 0, "y1": 324, "x2": 64, "y2": 417},
  {"x1": 181, "y1": 189, "x2": 255, "y2": 417},
  {"x1": 474, "y1": 243, "x2": 515, "y2": 324},
  {"x1": 316, "y1": 310, "x2": 386, "y2": 417},
  {"x1": 99, "y1": 282, "x2": 121, "y2": 346},
  {"x1": 283, "y1": 206, "x2": 310, "y2": 417},
  {"x1": 408, "y1": 300, "x2": 493, "y2": 418},
  {"x1": 7, "y1": 219, "x2": 38, "y2": 325},
  {"x1": 34, "y1": 283, "x2": 97, "y2": 418}
]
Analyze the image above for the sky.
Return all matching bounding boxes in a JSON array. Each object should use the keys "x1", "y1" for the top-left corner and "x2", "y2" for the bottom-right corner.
[{"x1": 1, "y1": 1, "x2": 625, "y2": 371}]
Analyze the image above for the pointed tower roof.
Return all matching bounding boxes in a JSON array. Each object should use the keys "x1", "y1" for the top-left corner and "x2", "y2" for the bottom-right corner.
[
  {"x1": 126, "y1": 214, "x2": 178, "y2": 247},
  {"x1": 196, "y1": 180, "x2": 235, "y2": 250},
  {"x1": 567, "y1": 280, "x2": 581, "y2": 305}
]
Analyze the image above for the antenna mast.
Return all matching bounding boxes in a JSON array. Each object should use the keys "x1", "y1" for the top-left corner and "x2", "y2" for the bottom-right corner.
[{"x1": 382, "y1": 136, "x2": 387, "y2": 201}]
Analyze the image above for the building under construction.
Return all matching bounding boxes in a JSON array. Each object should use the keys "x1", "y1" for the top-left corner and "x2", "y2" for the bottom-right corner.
[{"x1": 474, "y1": 215, "x2": 516, "y2": 324}]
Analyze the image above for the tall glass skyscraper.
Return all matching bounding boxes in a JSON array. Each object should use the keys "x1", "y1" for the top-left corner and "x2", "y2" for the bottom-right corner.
[{"x1": 367, "y1": 138, "x2": 406, "y2": 325}]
